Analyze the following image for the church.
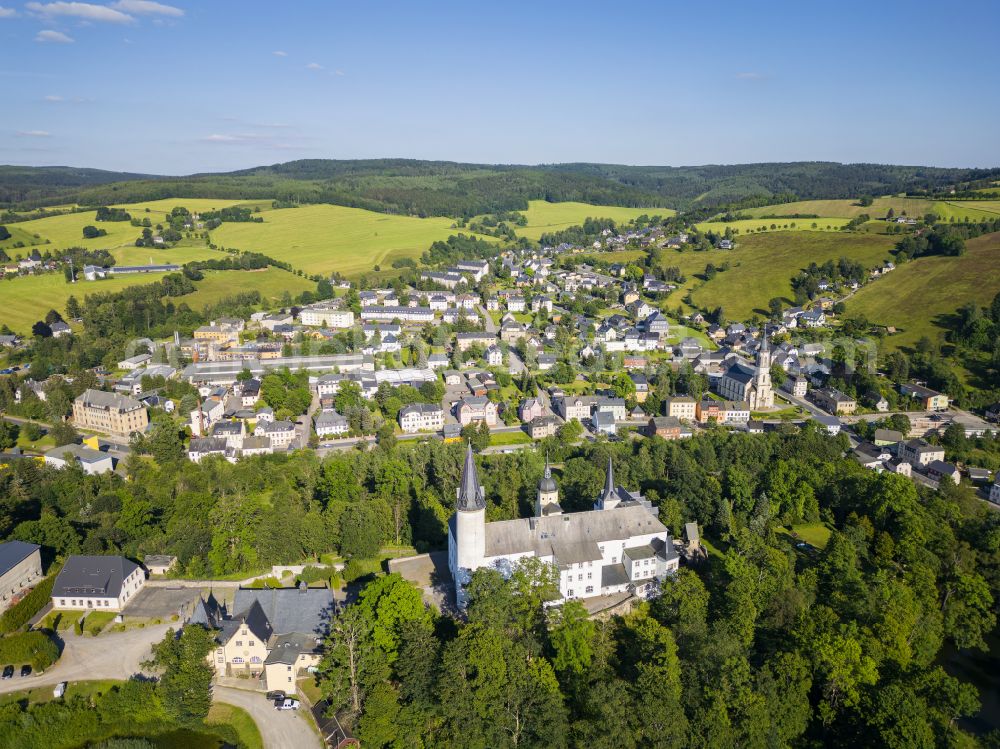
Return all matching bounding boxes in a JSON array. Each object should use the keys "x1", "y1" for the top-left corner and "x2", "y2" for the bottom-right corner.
[
  {"x1": 717, "y1": 336, "x2": 774, "y2": 410},
  {"x1": 448, "y1": 446, "x2": 680, "y2": 608}
]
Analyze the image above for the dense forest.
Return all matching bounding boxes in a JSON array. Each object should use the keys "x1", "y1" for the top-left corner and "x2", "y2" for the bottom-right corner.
[{"x1": 3, "y1": 160, "x2": 998, "y2": 217}]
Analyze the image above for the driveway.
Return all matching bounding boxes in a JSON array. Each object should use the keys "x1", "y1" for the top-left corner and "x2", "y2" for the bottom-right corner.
[
  {"x1": 0, "y1": 621, "x2": 174, "y2": 695},
  {"x1": 214, "y1": 685, "x2": 322, "y2": 749}
]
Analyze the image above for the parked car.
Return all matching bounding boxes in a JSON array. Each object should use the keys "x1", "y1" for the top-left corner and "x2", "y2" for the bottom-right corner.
[
  {"x1": 53, "y1": 681, "x2": 67, "y2": 698},
  {"x1": 265, "y1": 690, "x2": 286, "y2": 702},
  {"x1": 1, "y1": 666, "x2": 13, "y2": 680},
  {"x1": 19, "y1": 665, "x2": 31, "y2": 677},
  {"x1": 274, "y1": 698, "x2": 300, "y2": 711}
]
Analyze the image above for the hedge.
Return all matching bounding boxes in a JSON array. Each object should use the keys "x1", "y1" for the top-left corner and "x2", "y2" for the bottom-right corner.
[
  {"x1": 0, "y1": 566, "x2": 59, "y2": 635},
  {"x1": 0, "y1": 631, "x2": 60, "y2": 670}
]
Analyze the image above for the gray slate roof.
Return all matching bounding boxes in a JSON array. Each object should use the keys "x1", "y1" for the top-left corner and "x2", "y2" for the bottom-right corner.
[
  {"x1": 53, "y1": 555, "x2": 140, "y2": 599},
  {"x1": 232, "y1": 587, "x2": 335, "y2": 637},
  {"x1": 0, "y1": 541, "x2": 39, "y2": 576}
]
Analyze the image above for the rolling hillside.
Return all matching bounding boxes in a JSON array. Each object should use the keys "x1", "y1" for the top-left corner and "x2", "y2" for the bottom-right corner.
[{"x1": 847, "y1": 231, "x2": 1000, "y2": 351}]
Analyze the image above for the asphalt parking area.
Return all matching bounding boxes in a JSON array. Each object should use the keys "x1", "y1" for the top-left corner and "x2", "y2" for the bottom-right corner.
[{"x1": 123, "y1": 586, "x2": 202, "y2": 619}]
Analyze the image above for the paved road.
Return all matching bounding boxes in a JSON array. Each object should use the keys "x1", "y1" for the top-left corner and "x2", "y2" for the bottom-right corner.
[
  {"x1": 214, "y1": 685, "x2": 322, "y2": 749},
  {"x1": 0, "y1": 621, "x2": 173, "y2": 696}
]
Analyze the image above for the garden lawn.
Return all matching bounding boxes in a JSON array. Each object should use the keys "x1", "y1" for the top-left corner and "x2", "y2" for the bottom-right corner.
[
  {"x1": 688, "y1": 231, "x2": 896, "y2": 320},
  {"x1": 211, "y1": 204, "x2": 494, "y2": 276},
  {"x1": 778, "y1": 522, "x2": 832, "y2": 549},
  {"x1": 490, "y1": 430, "x2": 532, "y2": 446},
  {"x1": 206, "y1": 702, "x2": 263, "y2": 749},
  {"x1": 515, "y1": 200, "x2": 674, "y2": 241},
  {"x1": 847, "y1": 231, "x2": 1000, "y2": 352}
]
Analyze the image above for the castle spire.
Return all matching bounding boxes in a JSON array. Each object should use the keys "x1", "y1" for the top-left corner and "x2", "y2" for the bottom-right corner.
[
  {"x1": 457, "y1": 444, "x2": 486, "y2": 511},
  {"x1": 601, "y1": 456, "x2": 615, "y2": 501}
]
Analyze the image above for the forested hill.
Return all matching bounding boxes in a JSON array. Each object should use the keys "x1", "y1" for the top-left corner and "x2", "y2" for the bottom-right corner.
[{"x1": 2, "y1": 159, "x2": 997, "y2": 217}]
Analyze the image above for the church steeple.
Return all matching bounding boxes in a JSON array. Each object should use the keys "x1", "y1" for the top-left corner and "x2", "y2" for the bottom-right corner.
[
  {"x1": 457, "y1": 444, "x2": 486, "y2": 511},
  {"x1": 596, "y1": 457, "x2": 620, "y2": 510},
  {"x1": 535, "y1": 453, "x2": 561, "y2": 516}
]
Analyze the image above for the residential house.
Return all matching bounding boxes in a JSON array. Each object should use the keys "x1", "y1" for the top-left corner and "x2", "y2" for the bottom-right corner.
[
  {"x1": 873, "y1": 429, "x2": 903, "y2": 447},
  {"x1": 314, "y1": 409, "x2": 349, "y2": 438},
  {"x1": 118, "y1": 354, "x2": 152, "y2": 371},
  {"x1": 51, "y1": 555, "x2": 146, "y2": 612},
  {"x1": 257, "y1": 420, "x2": 297, "y2": 449},
  {"x1": 527, "y1": 415, "x2": 559, "y2": 439},
  {"x1": 73, "y1": 389, "x2": 148, "y2": 436},
  {"x1": 926, "y1": 460, "x2": 961, "y2": 485},
  {"x1": 144, "y1": 555, "x2": 177, "y2": 576},
  {"x1": 398, "y1": 403, "x2": 444, "y2": 433},
  {"x1": 188, "y1": 437, "x2": 229, "y2": 463},
  {"x1": 900, "y1": 383, "x2": 950, "y2": 411},
  {"x1": 554, "y1": 396, "x2": 593, "y2": 422},
  {"x1": 44, "y1": 444, "x2": 114, "y2": 475},
  {"x1": 811, "y1": 388, "x2": 857, "y2": 415},
  {"x1": 192, "y1": 587, "x2": 334, "y2": 695},
  {"x1": 519, "y1": 398, "x2": 545, "y2": 422},
  {"x1": 456, "y1": 396, "x2": 498, "y2": 427},
  {"x1": 592, "y1": 411, "x2": 617, "y2": 436},
  {"x1": 783, "y1": 376, "x2": 808, "y2": 398},
  {"x1": 898, "y1": 439, "x2": 945, "y2": 467},
  {"x1": 645, "y1": 416, "x2": 682, "y2": 440},
  {"x1": 0, "y1": 541, "x2": 42, "y2": 613},
  {"x1": 664, "y1": 396, "x2": 697, "y2": 422},
  {"x1": 486, "y1": 346, "x2": 503, "y2": 367}
]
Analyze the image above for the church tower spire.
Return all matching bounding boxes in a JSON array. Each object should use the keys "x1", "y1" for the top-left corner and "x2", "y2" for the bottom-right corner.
[
  {"x1": 457, "y1": 444, "x2": 486, "y2": 511},
  {"x1": 535, "y1": 453, "x2": 561, "y2": 516},
  {"x1": 595, "y1": 457, "x2": 621, "y2": 510}
]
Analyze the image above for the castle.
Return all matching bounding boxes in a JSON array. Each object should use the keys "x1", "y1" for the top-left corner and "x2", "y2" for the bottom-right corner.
[
  {"x1": 718, "y1": 336, "x2": 774, "y2": 410},
  {"x1": 447, "y1": 446, "x2": 680, "y2": 608}
]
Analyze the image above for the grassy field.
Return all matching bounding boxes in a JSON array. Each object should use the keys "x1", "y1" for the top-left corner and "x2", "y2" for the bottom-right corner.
[
  {"x1": 211, "y1": 204, "x2": 485, "y2": 276},
  {"x1": 180, "y1": 268, "x2": 315, "y2": 311},
  {"x1": 1, "y1": 209, "x2": 141, "y2": 255},
  {"x1": 847, "y1": 231, "x2": 1000, "y2": 351},
  {"x1": 111, "y1": 241, "x2": 220, "y2": 266},
  {"x1": 687, "y1": 231, "x2": 896, "y2": 320},
  {"x1": 777, "y1": 522, "x2": 832, "y2": 549},
  {"x1": 515, "y1": 200, "x2": 675, "y2": 241},
  {"x1": 110, "y1": 197, "x2": 255, "y2": 220},
  {"x1": 743, "y1": 197, "x2": 1000, "y2": 223},
  {"x1": 696, "y1": 217, "x2": 851, "y2": 235},
  {"x1": 206, "y1": 702, "x2": 264, "y2": 749},
  {"x1": 1, "y1": 271, "x2": 172, "y2": 333}
]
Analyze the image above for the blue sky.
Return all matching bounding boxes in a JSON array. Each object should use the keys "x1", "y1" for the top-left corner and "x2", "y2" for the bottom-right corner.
[{"x1": 1, "y1": 0, "x2": 998, "y2": 174}]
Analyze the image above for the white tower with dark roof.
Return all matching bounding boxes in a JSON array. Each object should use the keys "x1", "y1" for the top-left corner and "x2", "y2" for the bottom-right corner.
[
  {"x1": 451, "y1": 445, "x2": 486, "y2": 605},
  {"x1": 535, "y1": 456, "x2": 562, "y2": 517}
]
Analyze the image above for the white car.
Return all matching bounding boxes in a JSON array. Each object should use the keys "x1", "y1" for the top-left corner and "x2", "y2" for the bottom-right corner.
[{"x1": 274, "y1": 698, "x2": 300, "y2": 711}]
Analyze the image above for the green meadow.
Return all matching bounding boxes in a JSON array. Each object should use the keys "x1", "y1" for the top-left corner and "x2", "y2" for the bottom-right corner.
[
  {"x1": 687, "y1": 231, "x2": 896, "y2": 320},
  {"x1": 695, "y1": 217, "x2": 850, "y2": 235},
  {"x1": 1, "y1": 270, "x2": 172, "y2": 333},
  {"x1": 515, "y1": 200, "x2": 674, "y2": 241},
  {"x1": 743, "y1": 196, "x2": 1000, "y2": 223},
  {"x1": 211, "y1": 203, "x2": 489, "y2": 276},
  {"x1": 847, "y1": 231, "x2": 1000, "y2": 351},
  {"x1": 180, "y1": 267, "x2": 315, "y2": 310}
]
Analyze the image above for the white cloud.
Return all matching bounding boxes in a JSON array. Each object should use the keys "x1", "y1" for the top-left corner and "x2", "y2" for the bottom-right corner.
[
  {"x1": 44, "y1": 94, "x2": 63, "y2": 100},
  {"x1": 272, "y1": 50, "x2": 287, "y2": 57},
  {"x1": 26, "y1": 2, "x2": 134, "y2": 23},
  {"x1": 110, "y1": 0, "x2": 182, "y2": 16},
  {"x1": 735, "y1": 71, "x2": 765, "y2": 80},
  {"x1": 305, "y1": 62, "x2": 323, "y2": 70},
  {"x1": 0, "y1": 6, "x2": 18, "y2": 17},
  {"x1": 333, "y1": 69, "x2": 345, "y2": 76},
  {"x1": 35, "y1": 29, "x2": 74, "y2": 42},
  {"x1": 16, "y1": 130, "x2": 52, "y2": 137}
]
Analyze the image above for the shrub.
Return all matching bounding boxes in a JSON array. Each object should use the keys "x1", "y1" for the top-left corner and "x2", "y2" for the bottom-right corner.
[
  {"x1": 0, "y1": 631, "x2": 60, "y2": 670},
  {"x1": 74, "y1": 619, "x2": 83, "y2": 636},
  {"x1": 0, "y1": 568, "x2": 59, "y2": 635}
]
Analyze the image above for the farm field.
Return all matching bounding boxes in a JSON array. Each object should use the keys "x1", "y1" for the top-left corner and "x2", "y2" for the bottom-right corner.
[
  {"x1": 211, "y1": 204, "x2": 490, "y2": 276},
  {"x1": 111, "y1": 197, "x2": 269, "y2": 221},
  {"x1": 0, "y1": 224, "x2": 41, "y2": 251},
  {"x1": 179, "y1": 267, "x2": 315, "y2": 310},
  {"x1": 0, "y1": 270, "x2": 171, "y2": 333},
  {"x1": 847, "y1": 231, "x2": 1000, "y2": 352},
  {"x1": 743, "y1": 197, "x2": 1000, "y2": 222},
  {"x1": 696, "y1": 218, "x2": 850, "y2": 235},
  {"x1": 0, "y1": 209, "x2": 142, "y2": 254},
  {"x1": 687, "y1": 231, "x2": 896, "y2": 320},
  {"x1": 515, "y1": 200, "x2": 674, "y2": 241},
  {"x1": 111, "y1": 241, "x2": 220, "y2": 266}
]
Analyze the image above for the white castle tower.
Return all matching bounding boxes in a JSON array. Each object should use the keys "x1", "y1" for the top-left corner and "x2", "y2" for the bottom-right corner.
[
  {"x1": 535, "y1": 456, "x2": 562, "y2": 517},
  {"x1": 450, "y1": 445, "x2": 486, "y2": 606}
]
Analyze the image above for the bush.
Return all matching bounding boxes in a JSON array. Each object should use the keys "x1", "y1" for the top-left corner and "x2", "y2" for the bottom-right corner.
[
  {"x1": 0, "y1": 631, "x2": 60, "y2": 670},
  {"x1": 74, "y1": 618, "x2": 83, "y2": 636},
  {"x1": 0, "y1": 568, "x2": 58, "y2": 634}
]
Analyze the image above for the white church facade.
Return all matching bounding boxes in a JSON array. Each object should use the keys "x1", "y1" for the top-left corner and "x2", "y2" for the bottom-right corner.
[
  {"x1": 718, "y1": 337, "x2": 775, "y2": 410},
  {"x1": 448, "y1": 446, "x2": 680, "y2": 608}
]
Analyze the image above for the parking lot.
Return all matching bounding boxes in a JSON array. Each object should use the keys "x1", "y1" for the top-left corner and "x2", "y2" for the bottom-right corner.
[{"x1": 123, "y1": 586, "x2": 202, "y2": 619}]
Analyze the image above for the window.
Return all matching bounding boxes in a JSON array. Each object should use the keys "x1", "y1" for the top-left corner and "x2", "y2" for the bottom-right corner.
[
  {"x1": 248, "y1": 641, "x2": 255, "y2": 646},
  {"x1": 287, "y1": 666, "x2": 292, "y2": 672},
  {"x1": 585, "y1": 586, "x2": 594, "y2": 594},
  {"x1": 236, "y1": 641, "x2": 243, "y2": 647},
  {"x1": 232, "y1": 657, "x2": 244, "y2": 664},
  {"x1": 611, "y1": 557, "x2": 617, "y2": 564},
  {"x1": 567, "y1": 589, "x2": 574, "y2": 597},
  {"x1": 577, "y1": 574, "x2": 582, "y2": 581},
  {"x1": 217, "y1": 657, "x2": 224, "y2": 664},
  {"x1": 251, "y1": 656, "x2": 262, "y2": 664},
  {"x1": 587, "y1": 572, "x2": 592, "y2": 580}
]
